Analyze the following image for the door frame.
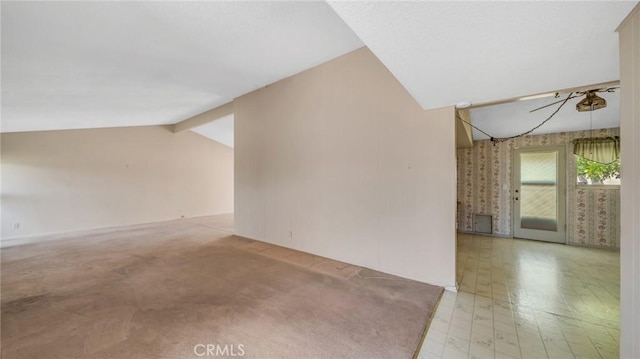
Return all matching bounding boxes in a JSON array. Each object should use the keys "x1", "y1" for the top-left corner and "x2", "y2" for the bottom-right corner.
[{"x1": 512, "y1": 145, "x2": 567, "y2": 244}]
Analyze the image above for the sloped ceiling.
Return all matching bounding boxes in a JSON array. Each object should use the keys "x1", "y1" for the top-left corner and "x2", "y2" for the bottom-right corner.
[
  {"x1": 1, "y1": 1, "x2": 362, "y2": 133},
  {"x1": 2, "y1": 1, "x2": 637, "y2": 137},
  {"x1": 191, "y1": 115, "x2": 234, "y2": 148},
  {"x1": 327, "y1": 1, "x2": 636, "y2": 110}
]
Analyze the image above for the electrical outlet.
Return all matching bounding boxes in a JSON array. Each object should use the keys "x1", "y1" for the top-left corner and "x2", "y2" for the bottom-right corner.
[
  {"x1": 13, "y1": 222, "x2": 20, "y2": 230},
  {"x1": 289, "y1": 230, "x2": 293, "y2": 239}
]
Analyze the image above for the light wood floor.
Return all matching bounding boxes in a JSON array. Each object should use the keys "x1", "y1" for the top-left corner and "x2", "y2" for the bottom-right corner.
[{"x1": 418, "y1": 234, "x2": 620, "y2": 359}]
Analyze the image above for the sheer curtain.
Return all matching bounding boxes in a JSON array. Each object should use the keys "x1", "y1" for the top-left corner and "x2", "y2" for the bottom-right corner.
[{"x1": 573, "y1": 136, "x2": 620, "y2": 164}]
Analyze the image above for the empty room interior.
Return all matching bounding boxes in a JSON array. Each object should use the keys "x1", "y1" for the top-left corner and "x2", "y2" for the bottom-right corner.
[{"x1": 1, "y1": 2, "x2": 639, "y2": 359}]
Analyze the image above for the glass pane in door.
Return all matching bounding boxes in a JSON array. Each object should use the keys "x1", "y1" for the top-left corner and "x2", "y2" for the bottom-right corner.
[{"x1": 520, "y1": 151, "x2": 558, "y2": 231}]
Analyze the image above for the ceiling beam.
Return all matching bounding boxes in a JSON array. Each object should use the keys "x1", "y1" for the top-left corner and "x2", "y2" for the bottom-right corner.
[
  {"x1": 173, "y1": 101, "x2": 234, "y2": 133},
  {"x1": 468, "y1": 80, "x2": 620, "y2": 110}
]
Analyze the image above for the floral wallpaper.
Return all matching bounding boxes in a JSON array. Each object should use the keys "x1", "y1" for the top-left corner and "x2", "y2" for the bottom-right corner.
[{"x1": 457, "y1": 127, "x2": 620, "y2": 248}]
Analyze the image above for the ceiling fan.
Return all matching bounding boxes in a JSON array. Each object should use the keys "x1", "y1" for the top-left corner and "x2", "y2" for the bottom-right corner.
[{"x1": 529, "y1": 87, "x2": 619, "y2": 113}]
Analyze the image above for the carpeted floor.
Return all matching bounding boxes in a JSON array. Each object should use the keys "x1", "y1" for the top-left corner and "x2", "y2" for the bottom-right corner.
[{"x1": 1, "y1": 214, "x2": 442, "y2": 358}]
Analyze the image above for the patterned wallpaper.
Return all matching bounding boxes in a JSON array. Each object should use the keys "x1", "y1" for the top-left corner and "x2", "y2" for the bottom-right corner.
[{"x1": 457, "y1": 128, "x2": 620, "y2": 248}]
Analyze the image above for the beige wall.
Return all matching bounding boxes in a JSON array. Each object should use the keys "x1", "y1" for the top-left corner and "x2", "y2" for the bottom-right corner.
[
  {"x1": 234, "y1": 48, "x2": 457, "y2": 287},
  {"x1": 457, "y1": 128, "x2": 621, "y2": 248},
  {"x1": 618, "y1": 4, "x2": 640, "y2": 358},
  {"x1": 1, "y1": 125, "x2": 234, "y2": 241}
]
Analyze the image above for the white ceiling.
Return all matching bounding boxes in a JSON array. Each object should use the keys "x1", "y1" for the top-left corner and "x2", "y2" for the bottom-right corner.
[
  {"x1": 1, "y1": 1, "x2": 362, "y2": 133},
  {"x1": 327, "y1": 1, "x2": 637, "y2": 109},
  {"x1": 191, "y1": 114, "x2": 234, "y2": 148},
  {"x1": 470, "y1": 90, "x2": 621, "y2": 141},
  {"x1": 2, "y1": 1, "x2": 637, "y2": 138}
]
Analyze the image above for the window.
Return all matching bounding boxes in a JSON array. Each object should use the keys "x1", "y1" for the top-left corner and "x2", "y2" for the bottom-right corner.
[{"x1": 576, "y1": 156, "x2": 620, "y2": 185}]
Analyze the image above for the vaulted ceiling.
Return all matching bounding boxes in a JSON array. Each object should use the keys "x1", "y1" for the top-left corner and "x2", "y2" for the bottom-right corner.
[
  {"x1": 327, "y1": 1, "x2": 633, "y2": 109},
  {"x1": 2, "y1": 1, "x2": 637, "y2": 141},
  {"x1": 1, "y1": 1, "x2": 362, "y2": 133}
]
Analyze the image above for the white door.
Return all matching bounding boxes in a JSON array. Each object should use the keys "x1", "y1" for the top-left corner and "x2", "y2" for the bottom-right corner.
[{"x1": 513, "y1": 146, "x2": 566, "y2": 243}]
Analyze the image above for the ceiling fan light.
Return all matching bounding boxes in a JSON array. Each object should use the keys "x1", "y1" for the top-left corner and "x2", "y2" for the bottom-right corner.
[{"x1": 576, "y1": 92, "x2": 607, "y2": 112}]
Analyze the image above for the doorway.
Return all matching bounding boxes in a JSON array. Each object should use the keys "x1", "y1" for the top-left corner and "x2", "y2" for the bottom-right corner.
[{"x1": 513, "y1": 146, "x2": 566, "y2": 243}]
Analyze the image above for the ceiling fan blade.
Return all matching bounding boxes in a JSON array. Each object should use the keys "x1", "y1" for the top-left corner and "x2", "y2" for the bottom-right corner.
[
  {"x1": 597, "y1": 86, "x2": 619, "y2": 93},
  {"x1": 529, "y1": 94, "x2": 580, "y2": 113}
]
